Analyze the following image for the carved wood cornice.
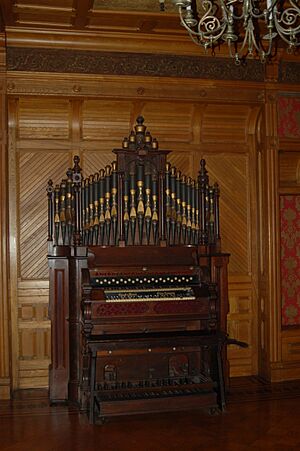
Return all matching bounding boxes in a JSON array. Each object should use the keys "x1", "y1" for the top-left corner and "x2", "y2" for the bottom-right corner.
[
  {"x1": 7, "y1": 47, "x2": 265, "y2": 82},
  {"x1": 5, "y1": 72, "x2": 266, "y2": 104}
]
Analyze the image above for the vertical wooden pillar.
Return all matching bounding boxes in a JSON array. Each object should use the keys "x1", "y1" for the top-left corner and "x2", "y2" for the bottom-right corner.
[
  {"x1": 69, "y1": 248, "x2": 88, "y2": 405},
  {"x1": 210, "y1": 254, "x2": 230, "y2": 333},
  {"x1": 259, "y1": 90, "x2": 281, "y2": 380},
  {"x1": 0, "y1": 35, "x2": 10, "y2": 399},
  {"x1": 210, "y1": 254, "x2": 230, "y2": 385},
  {"x1": 48, "y1": 246, "x2": 70, "y2": 403}
]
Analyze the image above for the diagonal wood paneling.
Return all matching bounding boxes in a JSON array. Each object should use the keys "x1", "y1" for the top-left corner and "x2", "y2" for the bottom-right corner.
[
  {"x1": 168, "y1": 152, "x2": 193, "y2": 178},
  {"x1": 202, "y1": 154, "x2": 249, "y2": 274},
  {"x1": 82, "y1": 151, "x2": 116, "y2": 177},
  {"x1": 19, "y1": 152, "x2": 70, "y2": 279}
]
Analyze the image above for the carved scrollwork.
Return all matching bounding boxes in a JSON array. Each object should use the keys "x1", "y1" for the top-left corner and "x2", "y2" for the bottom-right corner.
[{"x1": 7, "y1": 47, "x2": 264, "y2": 82}]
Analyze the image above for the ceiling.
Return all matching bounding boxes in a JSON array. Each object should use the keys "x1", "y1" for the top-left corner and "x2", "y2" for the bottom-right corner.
[
  {"x1": 1, "y1": 1, "x2": 298, "y2": 61},
  {"x1": 0, "y1": 0, "x2": 181, "y2": 35}
]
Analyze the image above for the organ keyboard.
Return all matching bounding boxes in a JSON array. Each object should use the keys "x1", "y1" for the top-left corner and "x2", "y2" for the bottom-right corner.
[
  {"x1": 48, "y1": 116, "x2": 230, "y2": 422},
  {"x1": 92, "y1": 274, "x2": 201, "y2": 302},
  {"x1": 104, "y1": 287, "x2": 196, "y2": 302}
]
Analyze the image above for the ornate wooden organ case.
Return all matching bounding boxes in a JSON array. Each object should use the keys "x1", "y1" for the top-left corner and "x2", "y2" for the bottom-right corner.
[{"x1": 47, "y1": 117, "x2": 229, "y2": 420}]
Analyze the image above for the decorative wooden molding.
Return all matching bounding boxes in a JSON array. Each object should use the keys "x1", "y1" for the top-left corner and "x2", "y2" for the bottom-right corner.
[
  {"x1": 0, "y1": 54, "x2": 10, "y2": 399},
  {"x1": 7, "y1": 47, "x2": 265, "y2": 82},
  {"x1": 261, "y1": 91, "x2": 282, "y2": 374},
  {"x1": 6, "y1": 72, "x2": 266, "y2": 104},
  {"x1": 279, "y1": 61, "x2": 300, "y2": 84}
]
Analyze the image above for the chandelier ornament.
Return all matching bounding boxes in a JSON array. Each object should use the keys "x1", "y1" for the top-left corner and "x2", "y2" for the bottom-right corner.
[{"x1": 166, "y1": 0, "x2": 300, "y2": 64}]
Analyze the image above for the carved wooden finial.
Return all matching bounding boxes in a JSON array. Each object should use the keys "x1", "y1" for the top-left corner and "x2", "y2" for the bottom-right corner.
[
  {"x1": 120, "y1": 117, "x2": 159, "y2": 152},
  {"x1": 47, "y1": 179, "x2": 53, "y2": 194},
  {"x1": 72, "y1": 155, "x2": 82, "y2": 184}
]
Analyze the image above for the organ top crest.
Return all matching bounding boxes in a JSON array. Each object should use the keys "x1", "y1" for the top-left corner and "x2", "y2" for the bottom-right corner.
[{"x1": 47, "y1": 116, "x2": 221, "y2": 251}]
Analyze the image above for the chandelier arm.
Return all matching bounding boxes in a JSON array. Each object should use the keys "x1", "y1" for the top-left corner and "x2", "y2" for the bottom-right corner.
[
  {"x1": 187, "y1": 31, "x2": 207, "y2": 46},
  {"x1": 238, "y1": 27, "x2": 254, "y2": 55},
  {"x1": 178, "y1": 5, "x2": 226, "y2": 40},
  {"x1": 273, "y1": 3, "x2": 300, "y2": 46},
  {"x1": 178, "y1": 6, "x2": 205, "y2": 37},
  {"x1": 178, "y1": 4, "x2": 228, "y2": 45},
  {"x1": 227, "y1": 40, "x2": 238, "y2": 60},
  {"x1": 171, "y1": 0, "x2": 300, "y2": 62}
]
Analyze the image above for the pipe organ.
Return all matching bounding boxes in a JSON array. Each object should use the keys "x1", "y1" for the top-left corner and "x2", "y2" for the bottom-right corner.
[{"x1": 47, "y1": 116, "x2": 230, "y2": 422}]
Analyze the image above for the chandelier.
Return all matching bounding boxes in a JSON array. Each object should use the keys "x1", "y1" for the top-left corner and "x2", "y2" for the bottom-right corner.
[{"x1": 163, "y1": 1, "x2": 300, "y2": 64}]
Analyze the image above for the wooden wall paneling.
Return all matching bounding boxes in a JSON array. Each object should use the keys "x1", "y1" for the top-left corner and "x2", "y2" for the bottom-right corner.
[
  {"x1": 8, "y1": 97, "x2": 19, "y2": 390},
  {"x1": 17, "y1": 150, "x2": 70, "y2": 388},
  {"x1": 81, "y1": 99, "x2": 132, "y2": 141},
  {"x1": 168, "y1": 151, "x2": 194, "y2": 179},
  {"x1": 202, "y1": 153, "x2": 249, "y2": 274},
  {"x1": 279, "y1": 151, "x2": 300, "y2": 187},
  {"x1": 6, "y1": 76, "x2": 268, "y2": 389},
  {"x1": 202, "y1": 153, "x2": 255, "y2": 376},
  {"x1": 19, "y1": 152, "x2": 69, "y2": 280},
  {"x1": 227, "y1": 275, "x2": 255, "y2": 376},
  {"x1": 0, "y1": 44, "x2": 10, "y2": 399},
  {"x1": 17, "y1": 153, "x2": 70, "y2": 389},
  {"x1": 201, "y1": 104, "x2": 252, "y2": 143},
  {"x1": 196, "y1": 103, "x2": 262, "y2": 376},
  {"x1": 140, "y1": 101, "x2": 194, "y2": 144},
  {"x1": 82, "y1": 151, "x2": 118, "y2": 177},
  {"x1": 9, "y1": 94, "x2": 73, "y2": 390},
  {"x1": 18, "y1": 280, "x2": 50, "y2": 388},
  {"x1": 18, "y1": 97, "x2": 71, "y2": 140}
]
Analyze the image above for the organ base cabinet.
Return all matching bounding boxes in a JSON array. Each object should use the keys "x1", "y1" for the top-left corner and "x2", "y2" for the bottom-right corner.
[{"x1": 87, "y1": 331, "x2": 226, "y2": 423}]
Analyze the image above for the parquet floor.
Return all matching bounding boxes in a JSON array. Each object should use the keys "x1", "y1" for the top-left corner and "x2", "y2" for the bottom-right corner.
[{"x1": 1, "y1": 377, "x2": 300, "y2": 451}]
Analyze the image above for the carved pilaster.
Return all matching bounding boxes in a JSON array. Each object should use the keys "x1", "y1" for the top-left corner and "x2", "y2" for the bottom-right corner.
[
  {"x1": 260, "y1": 91, "x2": 281, "y2": 380},
  {"x1": 0, "y1": 34, "x2": 10, "y2": 399},
  {"x1": 48, "y1": 250, "x2": 70, "y2": 403}
]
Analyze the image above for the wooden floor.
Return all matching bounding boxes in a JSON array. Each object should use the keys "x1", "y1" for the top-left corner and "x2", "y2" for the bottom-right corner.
[{"x1": 1, "y1": 377, "x2": 300, "y2": 451}]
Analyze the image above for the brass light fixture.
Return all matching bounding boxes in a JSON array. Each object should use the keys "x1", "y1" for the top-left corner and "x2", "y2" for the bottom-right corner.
[{"x1": 162, "y1": 0, "x2": 300, "y2": 64}]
